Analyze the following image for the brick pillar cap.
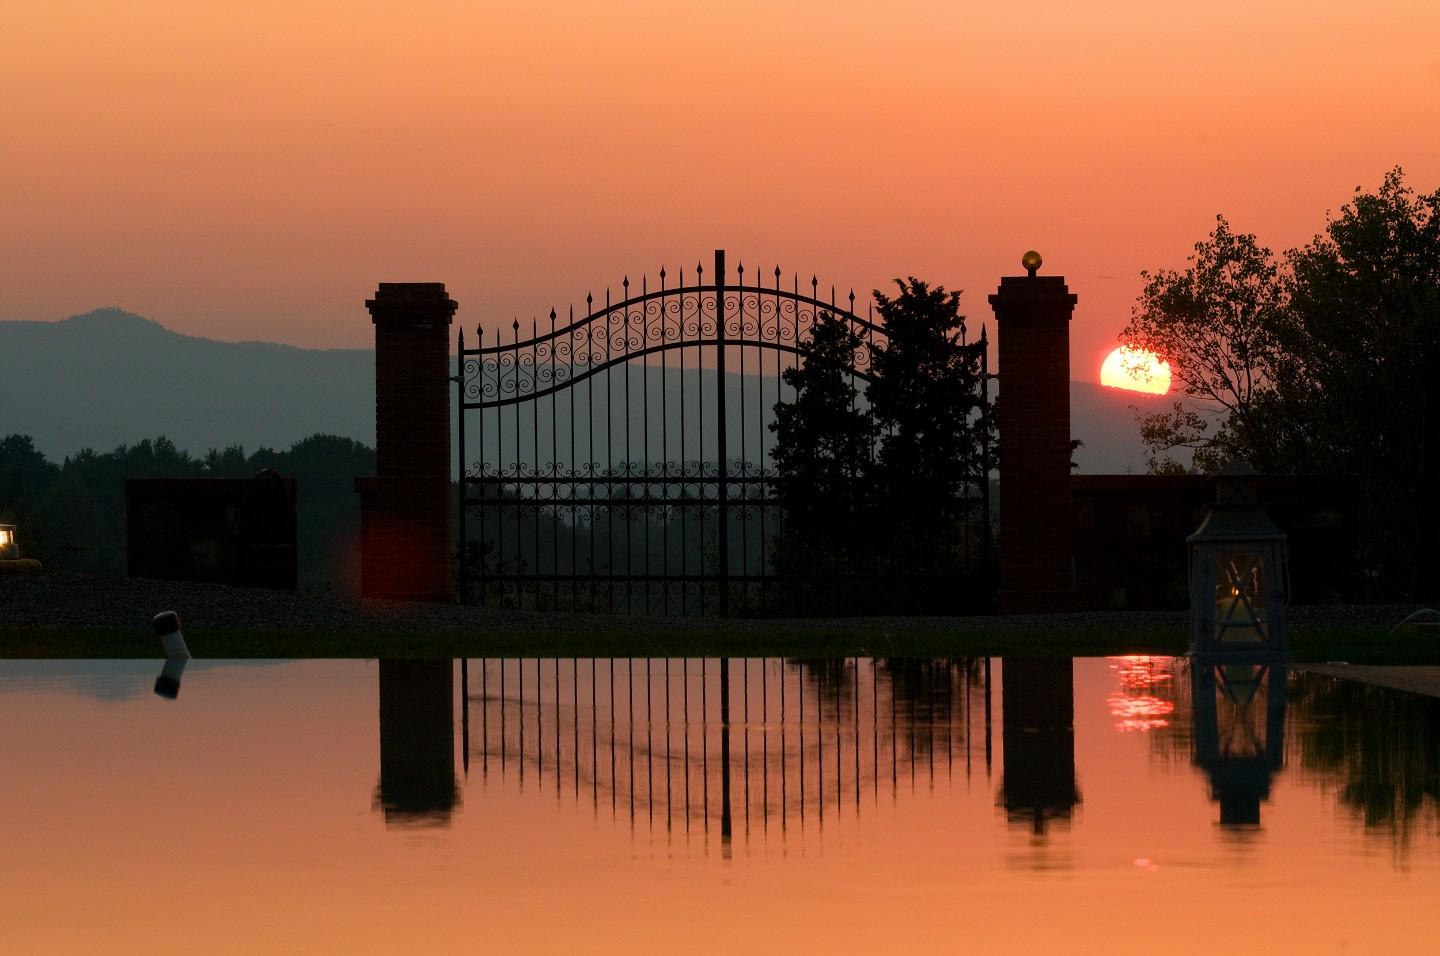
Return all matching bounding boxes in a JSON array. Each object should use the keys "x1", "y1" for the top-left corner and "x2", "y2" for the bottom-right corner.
[
  {"x1": 366, "y1": 283, "x2": 458, "y2": 324},
  {"x1": 989, "y1": 274, "x2": 1077, "y2": 309}
]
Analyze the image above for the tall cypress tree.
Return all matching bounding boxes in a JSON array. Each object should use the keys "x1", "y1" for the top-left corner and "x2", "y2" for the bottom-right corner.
[
  {"x1": 769, "y1": 309, "x2": 876, "y2": 581},
  {"x1": 867, "y1": 278, "x2": 991, "y2": 573}
]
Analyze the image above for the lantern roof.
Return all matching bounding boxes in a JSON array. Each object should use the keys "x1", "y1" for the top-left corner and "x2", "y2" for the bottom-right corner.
[{"x1": 1186, "y1": 461, "x2": 1286, "y2": 544}]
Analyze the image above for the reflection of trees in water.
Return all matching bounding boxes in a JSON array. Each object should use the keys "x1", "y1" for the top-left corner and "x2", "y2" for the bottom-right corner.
[
  {"x1": 790, "y1": 658, "x2": 857, "y2": 722},
  {"x1": 459, "y1": 657, "x2": 993, "y2": 845},
  {"x1": 878, "y1": 659, "x2": 969, "y2": 757},
  {"x1": 1147, "y1": 658, "x2": 1440, "y2": 851},
  {"x1": 1286, "y1": 672, "x2": 1440, "y2": 852}
]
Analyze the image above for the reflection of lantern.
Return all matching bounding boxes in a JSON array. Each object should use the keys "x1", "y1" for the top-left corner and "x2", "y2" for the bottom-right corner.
[
  {"x1": 1191, "y1": 660, "x2": 1287, "y2": 827},
  {"x1": 1187, "y1": 463, "x2": 1288, "y2": 655},
  {"x1": 0, "y1": 524, "x2": 17, "y2": 558}
]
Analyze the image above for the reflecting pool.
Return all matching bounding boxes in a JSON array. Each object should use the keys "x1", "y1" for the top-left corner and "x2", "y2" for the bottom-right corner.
[{"x1": 1, "y1": 657, "x2": 1436, "y2": 952}]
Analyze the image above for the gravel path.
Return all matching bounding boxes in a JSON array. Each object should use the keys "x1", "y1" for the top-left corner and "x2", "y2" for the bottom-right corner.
[{"x1": 0, "y1": 570, "x2": 1423, "y2": 634}]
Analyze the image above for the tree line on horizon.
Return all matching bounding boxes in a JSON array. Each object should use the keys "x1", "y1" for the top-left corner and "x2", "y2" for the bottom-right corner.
[{"x1": 0, "y1": 433, "x2": 374, "y2": 592}]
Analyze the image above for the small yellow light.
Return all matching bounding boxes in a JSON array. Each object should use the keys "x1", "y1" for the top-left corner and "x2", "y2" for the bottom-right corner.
[{"x1": 1021, "y1": 250, "x2": 1043, "y2": 276}]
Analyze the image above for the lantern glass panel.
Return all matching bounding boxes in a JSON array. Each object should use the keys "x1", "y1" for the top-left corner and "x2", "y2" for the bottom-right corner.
[{"x1": 1214, "y1": 549, "x2": 1267, "y2": 643}]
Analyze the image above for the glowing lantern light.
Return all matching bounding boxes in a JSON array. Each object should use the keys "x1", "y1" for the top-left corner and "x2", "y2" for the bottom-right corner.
[
  {"x1": 0, "y1": 524, "x2": 17, "y2": 558},
  {"x1": 1186, "y1": 463, "x2": 1288, "y2": 655}
]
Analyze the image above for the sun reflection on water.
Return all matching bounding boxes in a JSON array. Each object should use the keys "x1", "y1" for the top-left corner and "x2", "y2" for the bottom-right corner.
[{"x1": 1107, "y1": 655, "x2": 1177, "y2": 733}]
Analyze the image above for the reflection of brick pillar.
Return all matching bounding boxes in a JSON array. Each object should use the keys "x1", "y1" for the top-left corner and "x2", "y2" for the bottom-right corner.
[
  {"x1": 989, "y1": 263, "x2": 1076, "y2": 612},
  {"x1": 376, "y1": 659, "x2": 457, "y2": 824},
  {"x1": 1000, "y1": 658, "x2": 1079, "y2": 834},
  {"x1": 356, "y1": 283, "x2": 457, "y2": 602}
]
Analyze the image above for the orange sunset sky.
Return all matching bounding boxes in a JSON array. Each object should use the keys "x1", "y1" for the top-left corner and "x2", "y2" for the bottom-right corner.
[{"x1": 3, "y1": 0, "x2": 1438, "y2": 381}]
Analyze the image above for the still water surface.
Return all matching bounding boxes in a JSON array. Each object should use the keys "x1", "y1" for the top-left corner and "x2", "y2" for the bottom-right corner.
[{"x1": 1, "y1": 657, "x2": 1436, "y2": 953}]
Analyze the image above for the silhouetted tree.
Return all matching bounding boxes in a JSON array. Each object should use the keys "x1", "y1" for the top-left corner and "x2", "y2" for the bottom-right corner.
[
  {"x1": 0, "y1": 435, "x2": 60, "y2": 501},
  {"x1": 1285, "y1": 169, "x2": 1440, "y2": 595},
  {"x1": 1122, "y1": 216, "x2": 1298, "y2": 474},
  {"x1": 253, "y1": 435, "x2": 375, "y2": 591},
  {"x1": 0, "y1": 432, "x2": 374, "y2": 592},
  {"x1": 868, "y1": 278, "x2": 991, "y2": 573},
  {"x1": 0, "y1": 435, "x2": 61, "y2": 557},
  {"x1": 1125, "y1": 168, "x2": 1440, "y2": 596},
  {"x1": 203, "y1": 444, "x2": 251, "y2": 476},
  {"x1": 769, "y1": 309, "x2": 876, "y2": 580},
  {"x1": 767, "y1": 281, "x2": 994, "y2": 611}
]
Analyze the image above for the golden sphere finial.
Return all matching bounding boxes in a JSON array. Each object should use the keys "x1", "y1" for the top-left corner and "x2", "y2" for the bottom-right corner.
[{"x1": 1022, "y1": 250, "x2": 1043, "y2": 276}]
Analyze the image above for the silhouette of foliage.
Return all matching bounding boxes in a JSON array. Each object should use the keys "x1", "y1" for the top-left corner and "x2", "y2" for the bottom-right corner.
[
  {"x1": 1123, "y1": 216, "x2": 1295, "y2": 473},
  {"x1": 0, "y1": 433, "x2": 374, "y2": 591},
  {"x1": 868, "y1": 278, "x2": 992, "y2": 573},
  {"x1": 1125, "y1": 168, "x2": 1440, "y2": 596},
  {"x1": 1288, "y1": 673, "x2": 1440, "y2": 851},
  {"x1": 767, "y1": 280, "x2": 993, "y2": 610},
  {"x1": 769, "y1": 309, "x2": 876, "y2": 578}
]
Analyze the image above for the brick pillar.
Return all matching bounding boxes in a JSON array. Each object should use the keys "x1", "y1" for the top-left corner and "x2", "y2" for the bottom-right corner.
[
  {"x1": 989, "y1": 254, "x2": 1076, "y2": 612},
  {"x1": 355, "y1": 283, "x2": 457, "y2": 602}
]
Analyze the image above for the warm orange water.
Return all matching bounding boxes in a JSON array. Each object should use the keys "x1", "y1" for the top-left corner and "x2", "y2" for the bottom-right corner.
[{"x1": 0, "y1": 657, "x2": 1435, "y2": 953}]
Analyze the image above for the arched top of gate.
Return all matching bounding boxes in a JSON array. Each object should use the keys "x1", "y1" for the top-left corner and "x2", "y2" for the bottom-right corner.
[
  {"x1": 460, "y1": 260, "x2": 886, "y2": 356},
  {"x1": 457, "y1": 254, "x2": 887, "y2": 408}
]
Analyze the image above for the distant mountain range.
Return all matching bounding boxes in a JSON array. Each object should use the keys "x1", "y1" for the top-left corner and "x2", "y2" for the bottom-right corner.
[
  {"x1": 2, "y1": 309, "x2": 1169, "y2": 473},
  {"x1": 3, "y1": 310, "x2": 376, "y2": 459}
]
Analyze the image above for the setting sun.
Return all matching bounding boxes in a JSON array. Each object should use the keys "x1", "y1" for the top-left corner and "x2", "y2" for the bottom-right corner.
[{"x1": 1100, "y1": 346, "x2": 1171, "y2": 395}]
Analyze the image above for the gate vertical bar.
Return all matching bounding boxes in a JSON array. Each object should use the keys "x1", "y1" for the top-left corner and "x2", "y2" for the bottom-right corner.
[
  {"x1": 456, "y1": 326, "x2": 467, "y2": 603},
  {"x1": 532, "y1": 319, "x2": 541, "y2": 611},
  {"x1": 714, "y1": 249, "x2": 730, "y2": 616},
  {"x1": 477, "y1": 327, "x2": 487, "y2": 607},
  {"x1": 980, "y1": 324, "x2": 993, "y2": 610}
]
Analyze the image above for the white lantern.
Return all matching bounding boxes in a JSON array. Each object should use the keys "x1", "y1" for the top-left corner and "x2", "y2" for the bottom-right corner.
[
  {"x1": 0, "y1": 524, "x2": 17, "y2": 558},
  {"x1": 1187, "y1": 462, "x2": 1288, "y2": 655}
]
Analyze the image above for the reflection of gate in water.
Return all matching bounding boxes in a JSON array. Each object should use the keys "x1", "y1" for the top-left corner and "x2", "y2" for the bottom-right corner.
[{"x1": 460, "y1": 658, "x2": 993, "y2": 839}]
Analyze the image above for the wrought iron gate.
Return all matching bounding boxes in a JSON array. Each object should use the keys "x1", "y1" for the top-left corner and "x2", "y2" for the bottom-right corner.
[{"x1": 456, "y1": 250, "x2": 991, "y2": 616}]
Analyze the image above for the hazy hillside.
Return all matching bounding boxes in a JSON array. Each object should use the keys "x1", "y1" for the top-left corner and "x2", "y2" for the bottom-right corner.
[
  {"x1": 2, "y1": 310, "x2": 1165, "y2": 473},
  {"x1": 1069, "y1": 379, "x2": 1175, "y2": 474},
  {"x1": 2, "y1": 310, "x2": 375, "y2": 459}
]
